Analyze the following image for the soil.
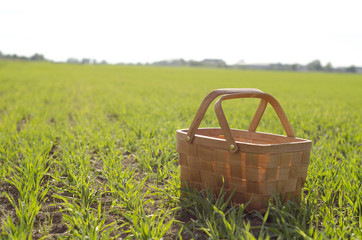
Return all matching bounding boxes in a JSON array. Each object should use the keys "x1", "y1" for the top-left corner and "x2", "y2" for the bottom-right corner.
[
  {"x1": 0, "y1": 147, "x2": 267, "y2": 240},
  {"x1": 16, "y1": 116, "x2": 30, "y2": 132},
  {"x1": 0, "y1": 182, "x2": 17, "y2": 220}
]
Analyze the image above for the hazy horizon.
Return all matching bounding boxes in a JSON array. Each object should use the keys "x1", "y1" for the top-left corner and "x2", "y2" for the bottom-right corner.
[{"x1": 1, "y1": 0, "x2": 361, "y2": 67}]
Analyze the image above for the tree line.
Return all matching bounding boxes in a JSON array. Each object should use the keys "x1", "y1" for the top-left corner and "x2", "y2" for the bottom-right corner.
[
  {"x1": 0, "y1": 51, "x2": 107, "y2": 65},
  {"x1": 151, "y1": 58, "x2": 359, "y2": 73},
  {"x1": 0, "y1": 51, "x2": 46, "y2": 61},
  {"x1": 304, "y1": 60, "x2": 357, "y2": 73},
  {"x1": 0, "y1": 50, "x2": 359, "y2": 73}
]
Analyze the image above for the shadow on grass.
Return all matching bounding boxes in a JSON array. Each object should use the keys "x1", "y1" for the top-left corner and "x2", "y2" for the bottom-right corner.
[{"x1": 177, "y1": 183, "x2": 317, "y2": 240}]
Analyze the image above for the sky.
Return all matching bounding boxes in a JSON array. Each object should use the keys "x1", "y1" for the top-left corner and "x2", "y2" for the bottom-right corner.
[{"x1": 1, "y1": 0, "x2": 361, "y2": 67}]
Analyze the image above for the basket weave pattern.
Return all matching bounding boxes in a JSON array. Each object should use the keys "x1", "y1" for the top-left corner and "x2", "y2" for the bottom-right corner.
[
  {"x1": 177, "y1": 137, "x2": 310, "y2": 209},
  {"x1": 176, "y1": 89, "x2": 312, "y2": 210}
]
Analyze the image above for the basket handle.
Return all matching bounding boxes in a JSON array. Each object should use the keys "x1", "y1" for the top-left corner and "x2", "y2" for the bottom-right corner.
[
  {"x1": 186, "y1": 88, "x2": 264, "y2": 143},
  {"x1": 214, "y1": 92, "x2": 295, "y2": 153}
]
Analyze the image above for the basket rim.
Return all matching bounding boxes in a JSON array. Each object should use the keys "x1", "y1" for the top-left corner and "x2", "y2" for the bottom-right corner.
[{"x1": 176, "y1": 128, "x2": 312, "y2": 153}]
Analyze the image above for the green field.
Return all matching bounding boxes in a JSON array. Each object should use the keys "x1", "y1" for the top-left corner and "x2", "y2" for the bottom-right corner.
[{"x1": 0, "y1": 60, "x2": 361, "y2": 239}]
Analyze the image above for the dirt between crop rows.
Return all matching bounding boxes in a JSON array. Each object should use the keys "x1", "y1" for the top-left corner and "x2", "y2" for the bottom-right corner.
[
  {"x1": 0, "y1": 151, "x2": 148, "y2": 239},
  {"x1": 0, "y1": 181, "x2": 69, "y2": 239},
  {"x1": 0, "y1": 150, "x2": 265, "y2": 239},
  {"x1": 0, "y1": 182, "x2": 17, "y2": 221}
]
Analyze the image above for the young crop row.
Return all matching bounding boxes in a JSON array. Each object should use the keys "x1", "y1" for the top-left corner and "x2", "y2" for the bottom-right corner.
[{"x1": 0, "y1": 61, "x2": 361, "y2": 239}]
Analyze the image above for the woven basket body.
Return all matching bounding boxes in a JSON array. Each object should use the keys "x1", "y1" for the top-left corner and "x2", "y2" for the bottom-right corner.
[{"x1": 176, "y1": 89, "x2": 312, "y2": 211}]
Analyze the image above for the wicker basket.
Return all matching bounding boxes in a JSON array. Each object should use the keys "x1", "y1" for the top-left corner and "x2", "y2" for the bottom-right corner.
[{"x1": 176, "y1": 88, "x2": 312, "y2": 211}]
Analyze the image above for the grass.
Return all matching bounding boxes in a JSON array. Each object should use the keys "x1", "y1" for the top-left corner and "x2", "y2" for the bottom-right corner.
[{"x1": 0, "y1": 60, "x2": 361, "y2": 239}]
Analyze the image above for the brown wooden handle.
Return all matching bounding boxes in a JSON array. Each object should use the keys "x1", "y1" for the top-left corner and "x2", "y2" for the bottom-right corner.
[
  {"x1": 214, "y1": 92, "x2": 295, "y2": 153},
  {"x1": 186, "y1": 88, "x2": 264, "y2": 143}
]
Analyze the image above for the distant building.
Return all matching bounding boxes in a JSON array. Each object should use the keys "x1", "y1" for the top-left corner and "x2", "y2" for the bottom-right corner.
[
  {"x1": 334, "y1": 67, "x2": 347, "y2": 72},
  {"x1": 200, "y1": 59, "x2": 227, "y2": 68},
  {"x1": 152, "y1": 58, "x2": 227, "y2": 68},
  {"x1": 152, "y1": 59, "x2": 187, "y2": 66},
  {"x1": 233, "y1": 61, "x2": 270, "y2": 70}
]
